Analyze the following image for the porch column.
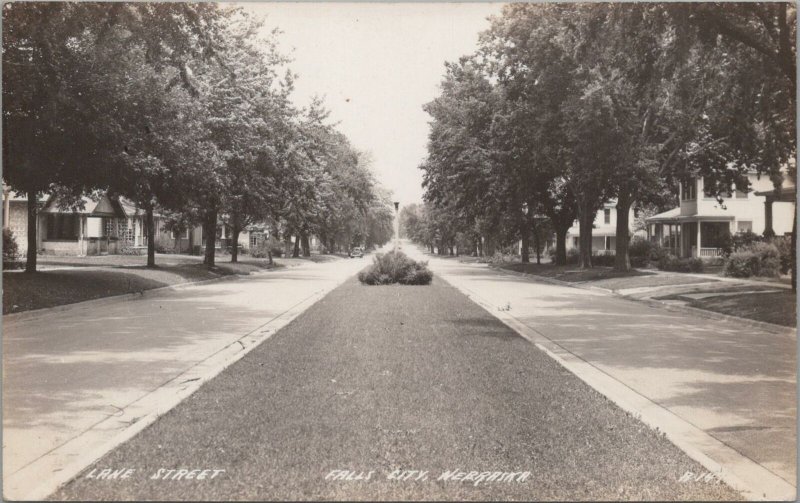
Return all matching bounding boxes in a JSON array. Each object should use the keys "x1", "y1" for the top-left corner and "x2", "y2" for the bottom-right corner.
[
  {"x1": 696, "y1": 222, "x2": 702, "y2": 257},
  {"x1": 3, "y1": 189, "x2": 10, "y2": 229},
  {"x1": 764, "y1": 198, "x2": 774, "y2": 235}
]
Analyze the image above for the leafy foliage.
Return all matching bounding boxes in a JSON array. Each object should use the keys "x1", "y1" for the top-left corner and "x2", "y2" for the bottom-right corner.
[
  {"x1": 357, "y1": 251, "x2": 433, "y2": 286},
  {"x1": 724, "y1": 242, "x2": 781, "y2": 278},
  {"x1": 3, "y1": 229, "x2": 20, "y2": 268}
]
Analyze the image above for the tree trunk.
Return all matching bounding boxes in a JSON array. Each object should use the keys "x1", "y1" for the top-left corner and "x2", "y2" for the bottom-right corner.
[
  {"x1": 268, "y1": 250, "x2": 273, "y2": 265},
  {"x1": 614, "y1": 194, "x2": 632, "y2": 271},
  {"x1": 230, "y1": 219, "x2": 240, "y2": 263},
  {"x1": 146, "y1": 204, "x2": 156, "y2": 268},
  {"x1": 533, "y1": 221, "x2": 541, "y2": 265},
  {"x1": 578, "y1": 200, "x2": 594, "y2": 269},
  {"x1": 791, "y1": 212, "x2": 797, "y2": 293},
  {"x1": 520, "y1": 220, "x2": 530, "y2": 263},
  {"x1": 292, "y1": 234, "x2": 300, "y2": 258},
  {"x1": 554, "y1": 225, "x2": 568, "y2": 266},
  {"x1": 485, "y1": 235, "x2": 496, "y2": 256},
  {"x1": 203, "y1": 210, "x2": 217, "y2": 269},
  {"x1": 301, "y1": 232, "x2": 310, "y2": 257},
  {"x1": 25, "y1": 190, "x2": 37, "y2": 273}
]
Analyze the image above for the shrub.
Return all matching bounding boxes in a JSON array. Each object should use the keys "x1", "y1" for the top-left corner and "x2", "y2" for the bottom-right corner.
[
  {"x1": 630, "y1": 255, "x2": 648, "y2": 268},
  {"x1": 565, "y1": 247, "x2": 580, "y2": 265},
  {"x1": 772, "y1": 236, "x2": 792, "y2": 275},
  {"x1": 358, "y1": 250, "x2": 433, "y2": 285},
  {"x1": 250, "y1": 239, "x2": 284, "y2": 259},
  {"x1": 724, "y1": 242, "x2": 780, "y2": 278},
  {"x1": 3, "y1": 228, "x2": 21, "y2": 269},
  {"x1": 648, "y1": 244, "x2": 670, "y2": 264},
  {"x1": 718, "y1": 230, "x2": 734, "y2": 257},
  {"x1": 488, "y1": 252, "x2": 517, "y2": 265},
  {"x1": 657, "y1": 255, "x2": 704, "y2": 273},
  {"x1": 732, "y1": 230, "x2": 763, "y2": 252},
  {"x1": 155, "y1": 242, "x2": 178, "y2": 254},
  {"x1": 628, "y1": 237, "x2": 653, "y2": 258},
  {"x1": 591, "y1": 252, "x2": 616, "y2": 267}
]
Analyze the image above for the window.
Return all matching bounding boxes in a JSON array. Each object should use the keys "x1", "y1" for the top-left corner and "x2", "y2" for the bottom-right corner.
[
  {"x1": 250, "y1": 232, "x2": 265, "y2": 248},
  {"x1": 46, "y1": 214, "x2": 79, "y2": 240},
  {"x1": 681, "y1": 179, "x2": 696, "y2": 201},
  {"x1": 603, "y1": 209, "x2": 611, "y2": 224},
  {"x1": 702, "y1": 177, "x2": 715, "y2": 198},
  {"x1": 737, "y1": 221, "x2": 753, "y2": 233}
]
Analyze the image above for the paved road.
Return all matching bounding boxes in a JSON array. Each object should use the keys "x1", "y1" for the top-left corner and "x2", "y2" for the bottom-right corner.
[
  {"x1": 407, "y1": 244, "x2": 795, "y2": 496},
  {"x1": 3, "y1": 256, "x2": 370, "y2": 500},
  {"x1": 54, "y1": 270, "x2": 738, "y2": 500}
]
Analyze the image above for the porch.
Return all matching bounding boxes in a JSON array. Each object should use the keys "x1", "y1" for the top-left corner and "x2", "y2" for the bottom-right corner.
[{"x1": 647, "y1": 211, "x2": 732, "y2": 259}]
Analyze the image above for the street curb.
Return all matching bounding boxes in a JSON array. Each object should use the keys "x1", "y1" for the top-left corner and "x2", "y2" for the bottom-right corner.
[
  {"x1": 491, "y1": 265, "x2": 795, "y2": 336},
  {"x1": 3, "y1": 267, "x2": 353, "y2": 501},
  {"x1": 441, "y1": 275, "x2": 796, "y2": 501},
  {"x1": 1, "y1": 266, "x2": 285, "y2": 324}
]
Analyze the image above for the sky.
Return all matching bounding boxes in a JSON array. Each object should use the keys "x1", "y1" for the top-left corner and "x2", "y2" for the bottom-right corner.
[{"x1": 240, "y1": 2, "x2": 503, "y2": 206}]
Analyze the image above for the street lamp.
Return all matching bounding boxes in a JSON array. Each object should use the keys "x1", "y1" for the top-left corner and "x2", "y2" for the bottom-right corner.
[{"x1": 393, "y1": 201, "x2": 400, "y2": 251}]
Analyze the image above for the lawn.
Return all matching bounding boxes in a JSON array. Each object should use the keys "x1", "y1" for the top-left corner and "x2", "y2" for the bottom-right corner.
[
  {"x1": 500, "y1": 262, "x2": 650, "y2": 282},
  {"x1": 497, "y1": 262, "x2": 717, "y2": 291},
  {"x1": 4, "y1": 250, "x2": 349, "y2": 315},
  {"x1": 3, "y1": 260, "x2": 283, "y2": 315},
  {"x1": 655, "y1": 289, "x2": 796, "y2": 327}
]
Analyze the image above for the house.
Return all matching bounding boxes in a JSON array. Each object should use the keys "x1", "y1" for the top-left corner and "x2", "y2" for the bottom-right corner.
[
  {"x1": 565, "y1": 201, "x2": 646, "y2": 254},
  {"x1": 3, "y1": 186, "x2": 277, "y2": 257},
  {"x1": 1, "y1": 188, "x2": 43, "y2": 255},
  {"x1": 646, "y1": 172, "x2": 795, "y2": 259},
  {"x1": 39, "y1": 193, "x2": 152, "y2": 256}
]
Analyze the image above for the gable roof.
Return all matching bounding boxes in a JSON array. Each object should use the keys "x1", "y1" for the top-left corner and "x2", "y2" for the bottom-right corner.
[{"x1": 42, "y1": 194, "x2": 126, "y2": 217}]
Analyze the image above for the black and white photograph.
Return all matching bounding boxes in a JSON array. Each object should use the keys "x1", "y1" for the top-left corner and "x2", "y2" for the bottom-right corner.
[{"x1": 1, "y1": 1, "x2": 797, "y2": 501}]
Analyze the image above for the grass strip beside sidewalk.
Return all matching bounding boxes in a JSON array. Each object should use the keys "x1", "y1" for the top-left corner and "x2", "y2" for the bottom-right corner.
[{"x1": 654, "y1": 289, "x2": 796, "y2": 327}]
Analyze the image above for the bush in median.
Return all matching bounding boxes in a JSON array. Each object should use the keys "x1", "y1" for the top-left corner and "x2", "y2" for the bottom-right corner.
[{"x1": 358, "y1": 250, "x2": 433, "y2": 285}]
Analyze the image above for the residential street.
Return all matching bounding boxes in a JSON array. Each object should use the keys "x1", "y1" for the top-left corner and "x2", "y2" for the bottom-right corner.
[
  {"x1": 51, "y1": 254, "x2": 739, "y2": 501},
  {"x1": 2, "y1": 256, "x2": 370, "y2": 500},
  {"x1": 5, "y1": 3, "x2": 797, "y2": 502},
  {"x1": 406, "y1": 244, "x2": 796, "y2": 499}
]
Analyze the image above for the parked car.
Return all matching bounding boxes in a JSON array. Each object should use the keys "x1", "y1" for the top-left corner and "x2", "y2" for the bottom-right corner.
[{"x1": 349, "y1": 247, "x2": 364, "y2": 258}]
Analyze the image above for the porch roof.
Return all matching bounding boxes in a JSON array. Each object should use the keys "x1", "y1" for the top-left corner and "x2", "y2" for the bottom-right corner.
[
  {"x1": 754, "y1": 183, "x2": 796, "y2": 203},
  {"x1": 646, "y1": 207, "x2": 733, "y2": 224}
]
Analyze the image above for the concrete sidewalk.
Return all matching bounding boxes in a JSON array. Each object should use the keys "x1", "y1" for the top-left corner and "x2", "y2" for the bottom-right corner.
[
  {"x1": 409, "y1": 245, "x2": 796, "y2": 499},
  {"x1": 2, "y1": 255, "x2": 371, "y2": 500}
]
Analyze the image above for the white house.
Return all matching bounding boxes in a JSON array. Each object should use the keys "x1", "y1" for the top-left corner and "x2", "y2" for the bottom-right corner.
[
  {"x1": 565, "y1": 201, "x2": 646, "y2": 254},
  {"x1": 646, "y1": 172, "x2": 795, "y2": 259}
]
